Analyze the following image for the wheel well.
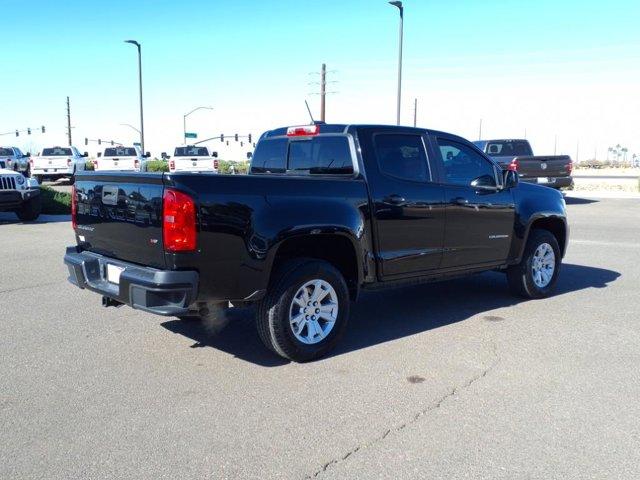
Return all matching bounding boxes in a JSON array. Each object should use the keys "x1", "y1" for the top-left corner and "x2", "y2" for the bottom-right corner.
[
  {"x1": 530, "y1": 217, "x2": 566, "y2": 255},
  {"x1": 272, "y1": 235, "x2": 360, "y2": 299}
]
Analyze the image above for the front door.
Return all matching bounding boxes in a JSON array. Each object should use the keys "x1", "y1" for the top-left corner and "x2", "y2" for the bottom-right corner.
[
  {"x1": 361, "y1": 130, "x2": 446, "y2": 278},
  {"x1": 434, "y1": 136, "x2": 515, "y2": 268}
]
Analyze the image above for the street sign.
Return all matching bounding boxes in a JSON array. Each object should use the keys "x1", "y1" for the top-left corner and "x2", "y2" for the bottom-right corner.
[{"x1": 185, "y1": 132, "x2": 197, "y2": 139}]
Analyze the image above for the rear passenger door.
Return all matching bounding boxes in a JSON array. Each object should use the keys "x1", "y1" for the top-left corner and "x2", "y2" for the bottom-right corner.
[{"x1": 359, "y1": 129, "x2": 446, "y2": 279}]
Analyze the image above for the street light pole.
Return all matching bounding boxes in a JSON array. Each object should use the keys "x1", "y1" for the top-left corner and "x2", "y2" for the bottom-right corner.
[
  {"x1": 124, "y1": 40, "x2": 144, "y2": 153},
  {"x1": 183, "y1": 106, "x2": 214, "y2": 144},
  {"x1": 389, "y1": 1, "x2": 403, "y2": 126}
]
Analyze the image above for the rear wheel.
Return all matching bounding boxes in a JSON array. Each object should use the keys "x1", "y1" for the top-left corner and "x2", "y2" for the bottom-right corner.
[
  {"x1": 257, "y1": 259, "x2": 350, "y2": 362},
  {"x1": 15, "y1": 196, "x2": 42, "y2": 222},
  {"x1": 507, "y1": 229, "x2": 561, "y2": 298}
]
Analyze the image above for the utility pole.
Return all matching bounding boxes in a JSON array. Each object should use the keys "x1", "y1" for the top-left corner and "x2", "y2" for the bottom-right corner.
[
  {"x1": 66, "y1": 96, "x2": 72, "y2": 146},
  {"x1": 413, "y1": 98, "x2": 417, "y2": 127},
  {"x1": 478, "y1": 119, "x2": 482, "y2": 140},
  {"x1": 554, "y1": 135, "x2": 557, "y2": 155},
  {"x1": 320, "y1": 63, "x2": 326, "y2": 122},
  {"x1": 576, "y1": 140, "x2": 579, "y2": 163},
  {"x1": 524, "y1": 128, "x2": 527, "y2": 139}
]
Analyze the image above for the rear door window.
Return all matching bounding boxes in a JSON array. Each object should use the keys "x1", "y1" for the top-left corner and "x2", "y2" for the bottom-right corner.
[{"x1": 374, "y1": 134, "x2": 431, "y2": 182}]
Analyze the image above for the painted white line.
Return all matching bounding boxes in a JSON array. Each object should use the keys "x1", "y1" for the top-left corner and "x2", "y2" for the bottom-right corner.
[{"x1": 571, "y1": 239, "x2": 640, "y2": 249}]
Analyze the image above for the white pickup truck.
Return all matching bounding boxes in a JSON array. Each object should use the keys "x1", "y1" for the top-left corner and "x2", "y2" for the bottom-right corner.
[
  {"x1": 31, "y1": 146, "x2": 89, "y2": 184},
  {"x1": 0, "y1": 146, "x2": 31, "y2": 176},
  {"x1": 94, "y1": 146, "x2": 148, "y2": 172},
  {"x1": 170, "y1": 146, "x2": 219, "y2": 172}
]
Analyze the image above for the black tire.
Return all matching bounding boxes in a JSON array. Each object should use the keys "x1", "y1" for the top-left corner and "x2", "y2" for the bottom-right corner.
[
  {"x1": 15, "y1": 195, "x2": 42, "y2": 222},
  {"x1": 257, "y1": 258, "x2": 350, "y2": 362},
  {"x1": 33, "y1": 175, "x2": 43, "y2": 185},
  {"x1": 507, "y1": 229, "x2": 561, "y2": 299},
  {"x1": 24, "y1": 164, "x2": 31, "y2": 178}
]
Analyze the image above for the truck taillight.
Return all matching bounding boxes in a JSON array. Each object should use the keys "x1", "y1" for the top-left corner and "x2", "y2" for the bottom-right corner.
[
  {"x1": 213, "y1": 159, "x2": 219, "y2": 170},
  {"x1": 71, "y1": 185, "x2": 77, "y2": 230},
  {"x1": 566, "y1": 161, "x2": 573, "y2": 174},
  {"x1": 134, "y1": 159, "x2": 140, "y2": 170},
  {"x1": 169, "y1": 160, "x2": 175, "y2": 170},
  {"x1": 92, "y1": 160, "x2": 98, "y2": 169},
  {"x1": 508, "y1": 158, "x2": 519, "y2": 172},
  {"x1": 29, "y1": 159, "x2": 34, "y2": 167},
  {"x1": 163, "y1": 189, "x2": 196, "y2": 252},
  {"x1": 67, "y1": 158, "x2": 72, "y2": 167}
]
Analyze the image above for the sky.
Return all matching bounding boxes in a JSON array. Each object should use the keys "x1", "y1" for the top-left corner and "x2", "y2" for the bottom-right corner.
[{"x1": 2, "y1": 0, "x2": 639, "y2": 161}]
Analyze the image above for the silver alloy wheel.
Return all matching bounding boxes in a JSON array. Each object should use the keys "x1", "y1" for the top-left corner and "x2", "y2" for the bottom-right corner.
[
  {"x1": 289, "y1": 279, "x2": 339, "y2": 345},
  {"x1": 531, "y1": 242, "x2": 556, "y2": 288}
]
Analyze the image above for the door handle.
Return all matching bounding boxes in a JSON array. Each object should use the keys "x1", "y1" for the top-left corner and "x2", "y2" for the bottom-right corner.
[
  {"x1": 383, "y1": 194, "x2": 407, "y2": 206},
  {"x1": 453, "y1": 197, "x2": 469, "y2": 205}
]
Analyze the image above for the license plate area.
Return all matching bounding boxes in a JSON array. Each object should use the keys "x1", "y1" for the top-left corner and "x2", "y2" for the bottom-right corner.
[
  {"x1": 106, "y1": 264, "x2": 125, "y2": 284},
  {"x1": 537, "y1": 177, "x2": 554, "y2": 184}
]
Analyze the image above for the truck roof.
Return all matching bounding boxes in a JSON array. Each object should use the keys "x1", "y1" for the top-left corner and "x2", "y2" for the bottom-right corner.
[{"x1": 261, "y1": 124, "x2": 468, "y2": 142}]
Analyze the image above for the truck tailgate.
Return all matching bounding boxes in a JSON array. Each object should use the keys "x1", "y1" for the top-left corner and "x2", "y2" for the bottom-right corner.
[
  {"x1": 35, "y1": 156, "x2": 69, "y2": 169},
  {"x1": 74, "y1": 172, "x2": 166, "y2": 268},
  {"x1": 512, "y1": 155, "x2": 571, "y2": 178}
]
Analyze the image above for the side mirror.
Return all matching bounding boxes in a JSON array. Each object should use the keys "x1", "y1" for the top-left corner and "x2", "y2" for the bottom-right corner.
[
  {"x1": 503, "y1": 169, "x2": 519, "y2": 189},
  {"x1": 211, "y1": 151, "x2": 218, "y2": 158},
  {"x1": 246, "y1": 152, "x2": 253, "y2": 160},
  {"x1": 82, "y1": 152, "x2": 89, "y2": 157},
  {"x1": 470, "y1": 174, "x2": 498, "y2": 191},
  {"x1": 144, "y1": 152, "x2": 151, "y2": 158},
  {"x1": 25, "y1": 152, "x2": 31, "y2": 158},
  {"x1": 161, "y1": 152, "x2": 168, "y2": 160}
]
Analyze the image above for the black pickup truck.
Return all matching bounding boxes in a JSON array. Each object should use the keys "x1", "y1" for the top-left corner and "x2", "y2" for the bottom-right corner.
[
  {"x1": 64, "y1": 124, "x2": 568, "y2": 361},
  {"x1": 474, "y1": 139, "x2": 574, "y2": 190}
]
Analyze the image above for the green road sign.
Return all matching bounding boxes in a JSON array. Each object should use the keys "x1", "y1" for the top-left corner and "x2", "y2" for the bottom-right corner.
[{"x1": 185, "y1": 132, "x2": 197, "y2": 139}]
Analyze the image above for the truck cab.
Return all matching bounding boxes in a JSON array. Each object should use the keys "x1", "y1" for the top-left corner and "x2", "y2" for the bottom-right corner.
[
  {"x1": 94, "y1": 146, "x2": 148, "y2": 172},
  {"x1": 170, "y1": 146, "x2": 218, "y2": 172}
]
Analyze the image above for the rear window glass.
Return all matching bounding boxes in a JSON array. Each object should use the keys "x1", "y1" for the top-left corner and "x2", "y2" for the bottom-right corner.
[
  {"x1": 288, "y1": 136, "x2": 353, "y2": 174},
  {"x1": 0, "y1": 148, "x2": 14, "y2": 156},
  {"x1": 42, "y1": 147, "x2": 72, "y2": 156},
  {"x1": 250, "y1": 138, "x2": 288, "y2": 173},
  {"x1": 251, "y1": 136, "x2": 353, "y2": 175},
  {"x1": 174, "y1": 146, "x2": 209, "y2": 156},
  {"x1": 486, "y1": 141, "x2": 531, "y2": 157},
  {"x1": 104, "y1": 147, "x2": 137, "y2": 157}
]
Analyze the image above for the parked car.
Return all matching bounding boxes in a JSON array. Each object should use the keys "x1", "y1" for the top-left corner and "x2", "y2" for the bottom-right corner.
[
  {"x1": 0, "y1": 146, "x2": 31, "y2": 176},
  {"x1": 31, "y1": 146, "x2": 89, "y2": 184},
  {"x1": 170, "y1": 146, "x2": 218, "y2": 172},
  {"x1": 64, "y1": 124, "x2": 568, "y2": 361},
  {"x1": 0, "y1": 167, "x2": 41, "y2": 220},
  {"x1": 474, "y1": 139, "x2": 574, "y2": 189},
  {"x1": 93, "y1": 146, "x2": 148, "y2": 172}
]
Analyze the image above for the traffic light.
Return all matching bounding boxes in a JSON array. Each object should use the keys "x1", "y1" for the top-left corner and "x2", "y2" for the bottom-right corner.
[
  {"x1": 220, "y1": 133, "x2": 224, "y2": 142},
  {"x1": 15, "y1": 130, "x2": 18, "y2": 137},
  {"x1": 27, "y1": 128, "x2": 31, "y2": 135},
  {"x1": 226, "y1": 141, "x2": 229, "y2": 146},
  {"x1": 85, "y1": 138, "x2": 88, "y2": 146},
  {"x1": 41, "y1": 126, "x2": 45, "y2": 133},
  {"x1": 240, "y1": 141, "x2": 244, "y2": 147},
  {"x1": 234, "y1": 133, "x2": 238, "y2": 142},
  {"x1": 248, "y1": 133, "x2": 252, "y2": 143},
  {"x1": 98, "y1": 139, "x2": 101, "y2": 145}
]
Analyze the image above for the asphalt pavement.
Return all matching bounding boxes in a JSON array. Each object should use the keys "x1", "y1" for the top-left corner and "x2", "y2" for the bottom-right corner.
[{"x1": 1, "y1": 196, "x2": 639, "y2": 479}]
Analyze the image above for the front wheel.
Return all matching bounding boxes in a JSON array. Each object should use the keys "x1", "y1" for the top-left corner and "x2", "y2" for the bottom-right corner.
[
  {"x1": 507, "y1": 229, "x2": 561, "y2": 298},
  {"x1": 257, "y1": 259, "x2": 350, "y2": 362},
  {"x1": 15, "y1": 196, "x2": 42, "y2": 222}
]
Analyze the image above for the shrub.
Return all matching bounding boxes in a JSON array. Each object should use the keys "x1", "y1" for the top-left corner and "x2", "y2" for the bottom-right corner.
[
  {"x1": 218, "y1": 160, "x2": 249, "y2": 174},
  {"x1": 40, "y1": 186, "x2": 71, "y2": 214},
  {"x1": 144, "y1": 160, "x2": 169, "y2": 172},
  {"x1": 85, "y1": 160, "x2": 95, "y2": 171}
]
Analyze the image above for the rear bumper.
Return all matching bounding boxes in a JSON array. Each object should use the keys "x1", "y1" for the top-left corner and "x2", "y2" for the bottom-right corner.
[
  {"x1": 64, "y1": 247, "x2": 198, "y2": 316},
  {"x1": 521, "y1": 176, "x2": 574, "y2": 189},
  {"x1": 32, "y1": 166, "x2": 73, "y2": 176}
]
